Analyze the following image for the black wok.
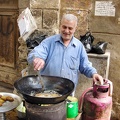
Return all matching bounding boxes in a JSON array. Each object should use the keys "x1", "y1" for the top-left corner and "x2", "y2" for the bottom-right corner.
[{"x1": 14, "y1": 75, "x2": 74, "y2": 104}]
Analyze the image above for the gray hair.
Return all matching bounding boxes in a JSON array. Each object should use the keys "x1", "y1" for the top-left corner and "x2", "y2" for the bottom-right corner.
[{"x1": 61, "y1": 14, "x2": 78, "y2": 26}]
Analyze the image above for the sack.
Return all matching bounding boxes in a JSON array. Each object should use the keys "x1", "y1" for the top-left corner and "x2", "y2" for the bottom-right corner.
[
  {"x1": 91, "y1": 41, "x2": 108, "y2": 54},
  {"x1": 17, "y1": 7, "x2": 37, "y2": 41},
  {"x1": 80, "y1": 32, "x2": 94, "y2": 53},
  {"x1": 26, "y1": 34, "x2": 47, "y2": 49}
]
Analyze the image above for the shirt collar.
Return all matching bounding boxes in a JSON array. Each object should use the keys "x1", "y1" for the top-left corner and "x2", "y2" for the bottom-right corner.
[{"x1": 55, "y1": 34, "x2": 77, "y2": 47}]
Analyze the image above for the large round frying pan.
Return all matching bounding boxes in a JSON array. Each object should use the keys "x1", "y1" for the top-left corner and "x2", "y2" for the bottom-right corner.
[{"x1": 14, "y1": 75, "x2": 74, "y2": 104}]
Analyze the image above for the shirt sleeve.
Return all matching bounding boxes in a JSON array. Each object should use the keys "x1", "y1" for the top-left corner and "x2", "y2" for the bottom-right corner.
[
  {"x1": 27, "y1": 40, "x2": 49, "y2": 64},
  {"x1": 79, "y1": 45, "x2": 97, "y2": 78}
]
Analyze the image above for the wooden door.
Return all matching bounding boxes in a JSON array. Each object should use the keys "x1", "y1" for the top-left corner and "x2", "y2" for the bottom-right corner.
[{"x1": 0, "y1": 0, "x2": 19, "y2": 85}]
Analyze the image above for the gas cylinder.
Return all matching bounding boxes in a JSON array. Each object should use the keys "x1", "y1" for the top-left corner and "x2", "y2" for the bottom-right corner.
[{"x1": 79, "y1": 80, "x2": 113, "y2": 120}]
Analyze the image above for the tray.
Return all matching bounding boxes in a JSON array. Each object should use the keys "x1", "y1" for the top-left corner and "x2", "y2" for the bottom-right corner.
[{"x1": 0, "y1": 92, "x2": 22, "y2": 113}]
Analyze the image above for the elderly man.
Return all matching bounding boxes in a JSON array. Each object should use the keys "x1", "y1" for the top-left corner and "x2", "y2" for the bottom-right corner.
[{"x1": 27, "y1": 14, "x2": 103, "y2": 96}]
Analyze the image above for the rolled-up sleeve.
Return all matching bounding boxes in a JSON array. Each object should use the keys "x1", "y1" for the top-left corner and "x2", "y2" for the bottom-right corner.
[{"x1": 79, "y1": 45, "x2": 97, "y2": 78}]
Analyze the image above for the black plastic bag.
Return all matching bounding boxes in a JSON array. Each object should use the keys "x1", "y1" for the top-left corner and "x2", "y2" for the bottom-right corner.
[
  {"x1": 80, "y1": 32, "x2": 94, "y2": 53},
  {"x1": 26, "y1": 34, "x2": 47, "y2": 49},
  {"x1": 91, "y1": 41, "x2": 108, "y2": 54}
]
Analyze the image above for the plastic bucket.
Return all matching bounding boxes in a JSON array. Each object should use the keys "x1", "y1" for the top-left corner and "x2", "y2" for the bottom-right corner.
[{"x1": 66, "y1": 96, "x2": 78, "y2": 118}]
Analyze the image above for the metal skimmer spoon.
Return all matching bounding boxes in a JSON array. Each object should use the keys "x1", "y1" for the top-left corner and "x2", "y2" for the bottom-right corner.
[{"x1": 37, "y1": 71, "x2": 44, "y2": 89}]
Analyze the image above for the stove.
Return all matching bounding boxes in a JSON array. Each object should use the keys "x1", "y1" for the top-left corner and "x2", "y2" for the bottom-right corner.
[{"x1": 25, "y1": 101, "x2": 66, "y2": 120}]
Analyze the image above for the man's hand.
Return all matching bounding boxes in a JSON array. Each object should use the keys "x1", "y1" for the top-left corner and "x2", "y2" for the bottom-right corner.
[
  {"x1": 33, "y1": 58, "x2": 45, "y2": 71},
  {"x1": 92, "y1": 73, "x2": 104, "y2": 85}
]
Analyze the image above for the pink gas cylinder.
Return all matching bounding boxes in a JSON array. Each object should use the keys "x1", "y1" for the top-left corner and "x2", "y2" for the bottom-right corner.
[{"x1": 79, "y1": 80, "x2": 113, "y2": 120}]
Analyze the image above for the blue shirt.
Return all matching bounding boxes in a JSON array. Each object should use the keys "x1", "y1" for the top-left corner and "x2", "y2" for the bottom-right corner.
[{"x1": 27, "y1": 34, "x2": 97, "y2": 87}]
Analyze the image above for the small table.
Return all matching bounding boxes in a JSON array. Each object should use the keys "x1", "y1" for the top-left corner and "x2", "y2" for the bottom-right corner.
[{"x1": 88, "y1": 51, "x2": 110, "y2": 78}]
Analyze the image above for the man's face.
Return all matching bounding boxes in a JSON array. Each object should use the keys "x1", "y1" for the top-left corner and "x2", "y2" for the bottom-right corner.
[{"x1": 60, "y1": 19, "x2": 77, "y2": 41}]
